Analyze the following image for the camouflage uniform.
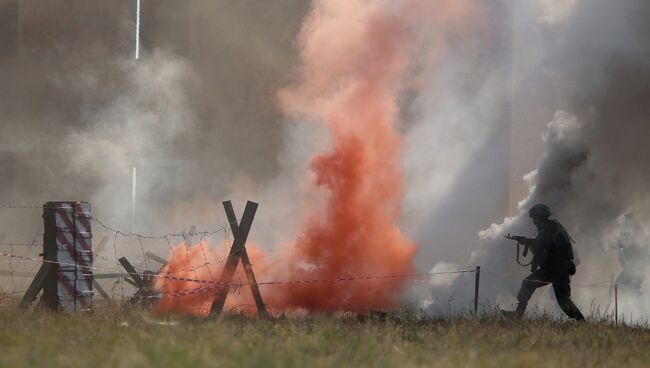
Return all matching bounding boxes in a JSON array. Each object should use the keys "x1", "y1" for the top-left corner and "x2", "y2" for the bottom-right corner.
[{"x1": 515, "y1": 219, "x2": 585, "y2": 320}]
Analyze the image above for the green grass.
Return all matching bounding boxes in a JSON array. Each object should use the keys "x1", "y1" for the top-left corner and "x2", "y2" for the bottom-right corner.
[{"x1": 0, "y1": 302, "x2": 648, "y2": 368}]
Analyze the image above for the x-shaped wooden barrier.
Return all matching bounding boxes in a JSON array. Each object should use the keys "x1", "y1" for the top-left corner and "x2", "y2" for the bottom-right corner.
[{"x1": 210, "y1": 200, "x2": 269, "y2": 318}]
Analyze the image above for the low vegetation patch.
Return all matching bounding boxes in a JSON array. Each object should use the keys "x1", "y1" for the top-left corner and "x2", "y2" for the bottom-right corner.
[{"x1": 0, "y1": 303, "x2": 648, "y2": 368}]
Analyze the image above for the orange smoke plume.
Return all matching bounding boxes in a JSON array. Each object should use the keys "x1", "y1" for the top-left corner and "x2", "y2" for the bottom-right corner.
[
  {"x1": 153, "y1": 242, "x2": 221, "y2": 317},
  {"x1": 154, "y1": 241, "x2": 262, "y2": 317},
  {"x1": 271, "y1": 0, "x2": 417, "y2": 312},
  {"x1": 154, "y1": 0, "x2": 478, "y2": 316}
]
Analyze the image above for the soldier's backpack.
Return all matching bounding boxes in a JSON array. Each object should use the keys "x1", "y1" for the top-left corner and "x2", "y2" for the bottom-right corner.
[{"x1": 552, "y1": 220, "x2": 577, "y2": 275}]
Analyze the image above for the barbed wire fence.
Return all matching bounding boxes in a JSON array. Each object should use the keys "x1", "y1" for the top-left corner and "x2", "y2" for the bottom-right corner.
[
  {"x1": 0, "y1": 203, "x2": 233, "y2": 304},
  {"x1": 0, "y1": 204, "x2": 44, "y2": 297},
  {"x1": 91, "y1": 214, "x2": 233, "y2": 305},
  {"x1": 0, "y1": 203, "x2": 627, "y2": 323}
]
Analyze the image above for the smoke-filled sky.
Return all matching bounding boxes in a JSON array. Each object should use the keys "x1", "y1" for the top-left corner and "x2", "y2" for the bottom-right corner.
[
  {"x1": 426, "y1": 0, "x2": 650, "y2": 322},
  {"x1": 1, "y1": 0, "x2": 649, "y2": 320},
  {"x1": 0, "y1": 0, "x2": 311, "y2": 290},
  {"x1": 0, "y1": 0, "x2": 309, "y2": 234}
]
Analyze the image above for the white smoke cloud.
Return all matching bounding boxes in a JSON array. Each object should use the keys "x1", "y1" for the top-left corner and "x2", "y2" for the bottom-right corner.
[
  {"x1": 402, "y1": 0, "x2": 512, "y2": 269},
  {"x1": 535, "y1": 0, "x2": 578, "y2": 25},
  {"x1": 0, "y1": 2, "x2": 310, "y2": 289},
  {"x1": 66, "y1": 53, "x2": 192, "y2": 222},
  {"x1": 56, "y1": 52, "x2": 201, "y2": 265},
  {"x1": 421, "y1": 0, "x2": 650, "y2": 322},
  {"x1": 2, "y1": 0, "x2": 648, "y2": 318}
]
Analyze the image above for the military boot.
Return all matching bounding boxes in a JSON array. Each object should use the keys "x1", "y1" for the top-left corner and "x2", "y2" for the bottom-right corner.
[
  {"x1": 499, "y1": 302, "x2": 526, "y2": 319},
  {"x1": 499, "y1": 310, "x2": 519, "y2": 319},
  {"x1": 515, "y1": 302, "x2": 527, "y2": 316}
]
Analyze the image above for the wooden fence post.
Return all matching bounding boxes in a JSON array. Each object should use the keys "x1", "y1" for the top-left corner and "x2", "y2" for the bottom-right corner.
[
  {"x1": 614, "y1": 283, "x2": 618, "y2": 326},
  {"x1": 474, "y1": 266, "x2": 480, "y2": 315}
]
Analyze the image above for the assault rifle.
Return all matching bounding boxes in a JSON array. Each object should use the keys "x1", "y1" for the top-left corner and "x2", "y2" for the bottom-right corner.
[{"x1": 504, "y1": 233, "x2": 535, "y2": 268}]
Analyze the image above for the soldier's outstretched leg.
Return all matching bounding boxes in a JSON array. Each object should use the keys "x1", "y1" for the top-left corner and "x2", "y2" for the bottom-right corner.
[
  {"x1": 515, "y1": 269, "x2": 550, "y2": 316},
  {"x1": 553, "y1": 281, "x2": 585, "y2": 321}
]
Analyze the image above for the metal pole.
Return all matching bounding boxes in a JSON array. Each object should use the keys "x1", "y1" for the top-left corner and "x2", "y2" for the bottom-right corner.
[
  {"x1": 131, "y1": 166, "x2": 137, "y2": 231},
  {"x1": 134, "y1": 0, "x2": 141, "y2": 59},
  {"x1": 474, "y1": 266, "x2": 480, "y2": 315},
  {"x1": 614, "y1": 283, "x2": 618, "y2": 326}
]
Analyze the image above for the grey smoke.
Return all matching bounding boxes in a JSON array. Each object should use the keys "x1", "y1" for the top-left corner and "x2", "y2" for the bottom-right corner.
[
  {"x1": 0, "y1": 1, "x2": 309, "y2": 287},
  {"x1": 403, "y1": 0, "x2": 512, "y2": 268},
  {"x1": 615, "y1": 214, "x2": 650, "y2": 316},
  {"x1": 1, "y1": 0, "x2": 648, "y2": 320},
  {"x1": 424, "y1": 0, "x2": 650, "y2": 322}
]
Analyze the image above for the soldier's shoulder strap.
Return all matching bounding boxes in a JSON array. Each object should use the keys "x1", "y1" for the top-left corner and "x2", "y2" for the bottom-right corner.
[
  {"x1": 543, "y1": 219, "x2": 572, "y2": 239},
  {"x1": 551, "y1": 220, "x2": 576, "y2": 260},
  {"x1": 554, "y1": 221, "x2": 575, "y2": 244}
]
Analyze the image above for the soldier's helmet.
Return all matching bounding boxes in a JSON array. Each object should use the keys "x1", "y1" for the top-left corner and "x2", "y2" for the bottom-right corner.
[{"x1": 529, "y1": 203, "x2": 551, "y2": 219}]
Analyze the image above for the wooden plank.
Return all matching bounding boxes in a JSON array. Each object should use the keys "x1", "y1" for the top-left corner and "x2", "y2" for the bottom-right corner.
[
  {"x1": 145, "y1": 252, "x2": 167, "y2": 265},
  {"x1": 19, "y1": 263, "x2": 51, "y2": 309},
  {"x1": 239, "y1": 251, "x2": 269, "y2": 319},
  {"x1": 92, "y1": 280, "x2": 111, "y2": 301},
  {"x1": 118, "y1": 257, "x2": 144, "y2": 287},
  {"x1": 41, "y1": 202, "x2": 61, "y2": 310},
  {"x1": 94, "y1": 236, "x2": 109, "y2": 254},
  {"x1": 94, "y1": 273, "x2": 129, "y2": 279},
  {"x1": 123, "y1": 278, "x2": 138, "y2": 287},
  {"x1": 225, "y1": 204, "x2": 269, "y2": 319},
  {"x1": 210, "y1": 201, "x2": 257, "y2": 315}
]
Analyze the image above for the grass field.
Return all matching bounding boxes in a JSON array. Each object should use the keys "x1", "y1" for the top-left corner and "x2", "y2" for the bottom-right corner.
[{"x1": 0, "y1": 303, "x2": 648, "y2": 368}]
